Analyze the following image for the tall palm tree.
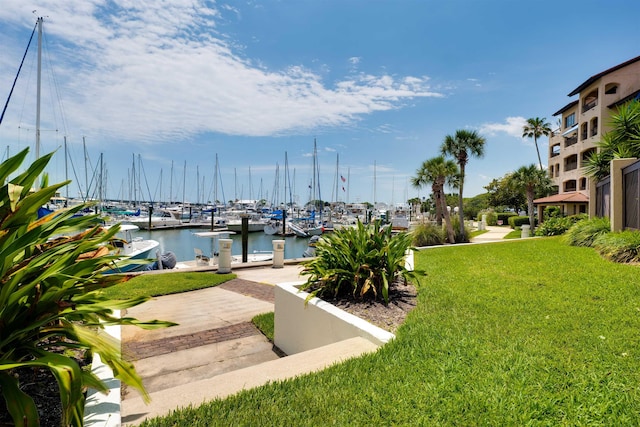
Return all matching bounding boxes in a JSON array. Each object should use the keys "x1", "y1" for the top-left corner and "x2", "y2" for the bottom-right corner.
[
  {"x1": 512, "y1": 164, "x2": 552, "y2": 231},
  {"x1": 412, "y1": 156, "x2": 458, "y2": 243},
  {"x1": 441, "y1": 129, "x2": 486, "y2": 236},
  {"x1": 522, "y1": 117, "x2": 552, "y2": 170}
]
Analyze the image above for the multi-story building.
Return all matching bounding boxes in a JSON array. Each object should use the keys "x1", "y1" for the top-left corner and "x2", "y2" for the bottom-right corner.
[{"x1": 537, "y1": 55, "x2": 640, "y2": 216}]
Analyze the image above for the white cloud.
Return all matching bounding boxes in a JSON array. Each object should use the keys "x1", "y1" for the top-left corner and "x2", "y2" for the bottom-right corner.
[
  {"x1": 0, "y1": 1, "x2": 442, "y2": 146},
  {"x1": 479, "y1": 116, "x2": 527, "y2": 139}
]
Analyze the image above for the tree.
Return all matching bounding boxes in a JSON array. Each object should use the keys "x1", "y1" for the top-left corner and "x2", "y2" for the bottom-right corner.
[
  {"x1": 441, "y1": 129, "x2": 486, "y2": 237},
  {"x1": 522, "y1": 117, "x2": 552, "y2": 170},
  {"x1": 512, "y1": 164, "x2": 552, "y2": 230},
  {"x1": 485, "y1": 173, "x2": 526, "y2": 212},
  {"x1": 412, "y1": 156, "x2": 459, "y2": 243},
  {"x1": 584, "y1": 100, "x2": 640, "y2": 180}
]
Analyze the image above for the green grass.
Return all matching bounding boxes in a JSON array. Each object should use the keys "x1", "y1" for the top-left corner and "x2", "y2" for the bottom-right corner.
[
  {"x1": 252, "y1": 312, "x2": 275, "y2": 341},
  {"x1": 504, "y1": 228, "x2": 521, "y2": 239},
  {"x1": 101, "y1": 271, "x2": 236, "y2": 299},
  {"x1": 468, "y1": 229, "x2": 488, "y2": 239},
  {"x1": 140, "y1": 238, "x2": 640, "y2": 426}
]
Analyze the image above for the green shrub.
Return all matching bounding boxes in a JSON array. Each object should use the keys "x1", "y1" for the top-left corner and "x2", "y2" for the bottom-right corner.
[
  {"x1": 508, "y1": 215, "x2": 532, "y2": 228},
  {"x1": 477, "y1": 210, "x2": 497, "y2": 226},
  {"x1": 0, "y1": 149, "x2": 174, "y2": 427},
  {"x1": 535, "y1": 214, "x2": 586, "y2": 237},
  {"x1": 543, "y1": 206, "x2": 562, "y2": 220},
  {"x1": 412, "y1": 222, "x2": 445, "y2": 247},
  {"x1": 564, "y1": 217, "x2": 610, "y2": 247},
  {"x1": 451, "y1": 216, "x2": 470, "y2": 243},
  {"x1": 496, "y1": 212, "x2": 517, "y2": 225},
  {"x1": 593, "y1": 230, "x2": 640, "y2": 263},
  {"x1": 300, "y1": 220, "x2": 424, "y2": 304}
]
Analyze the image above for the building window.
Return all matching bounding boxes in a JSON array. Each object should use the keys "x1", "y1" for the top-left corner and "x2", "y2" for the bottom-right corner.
[
  {"x1": 581, "y1": 148, "x2": 596, "y2": 167},
  {"x1": 565, "y1": 113, "x2": 576, "y2": 128},
  {"x1": 581, "y1": 122, "x2": 588, "y2": 140},
  {"x1": 579, "y1": 177, "x2": 587, "y2": 190},
  {"x1": 605, "y1": 83, "x2": 618, "y2": 95},
  {"x1": 590, "y1": 117, "x2": 598, "y2": 136},
  {"x1": 551, "y1": 144, "x2": 561, "y2": 157},
  {"x1": 565, "y1": 135, "x2": 577, "y2": 147},
  {"x1": 565, "y1": 154, "x2": 578, "y2": 171},
  {"x1": 564, "y1": 180, "x2": 577, "y2": 192},
  {"x1": 582, "y1": 90, "x2": 598, "y2": 112}
]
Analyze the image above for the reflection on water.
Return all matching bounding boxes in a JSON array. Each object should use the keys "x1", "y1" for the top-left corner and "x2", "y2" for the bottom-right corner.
[{"x1": 132, "y1": 227, "x2": 310, "y2": 262}]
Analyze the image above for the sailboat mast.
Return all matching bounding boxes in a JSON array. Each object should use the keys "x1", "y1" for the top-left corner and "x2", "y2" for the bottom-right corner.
[
  {"x1": 64, "y1": 136, "x2": 69, "y2": 200},
  {"x1": 35, "y1": 17, "x2": 43, "y2": 162}
]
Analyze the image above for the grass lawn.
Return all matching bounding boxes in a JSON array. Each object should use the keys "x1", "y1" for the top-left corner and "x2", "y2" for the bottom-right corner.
[
  {"x1": 101, "y1": 271, "x2": 236, "y2": 299},
  {"x1": 140, "y1": 238, "x2": 640, "y2": 426}
]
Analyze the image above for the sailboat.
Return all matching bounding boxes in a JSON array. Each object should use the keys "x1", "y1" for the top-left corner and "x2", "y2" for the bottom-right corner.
[{"x1": 289, "y1": 140, "x2": 324, "y2": 237}]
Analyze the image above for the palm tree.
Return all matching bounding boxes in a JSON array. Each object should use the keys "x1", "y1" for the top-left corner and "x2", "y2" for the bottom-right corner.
[
  {"x1": 512, "y1": 164, "x2": 552, "y2": 231},
  {"x1": 522, "y1": 117, "x2": 552, "y2": 170},
  {"x1": 584, "y1": 100, "x2": 640, "y2": 180},
  {"x1": 441, "y1": 129, "x2": 486, "y2": 237},
  {"x1": 412, "y1": 156, "x2": 459, "y2": 243}
]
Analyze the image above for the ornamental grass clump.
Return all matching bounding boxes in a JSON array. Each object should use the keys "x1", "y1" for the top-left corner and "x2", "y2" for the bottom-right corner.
[
  {"x1": 564, "y1": 216, "x2": 611, "y2": 247},
  {"x1": 300, "y1": 220, "x2": 423, "y2": 304},
  {"x1": 0, "y1": 149, "x2": 175, "y2": 427},
  {"x1": 593, "y1": 230, "x2": 640, "y2": 263}
]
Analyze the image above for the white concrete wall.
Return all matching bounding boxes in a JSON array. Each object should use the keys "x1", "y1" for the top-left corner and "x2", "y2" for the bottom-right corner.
[{"x1": 274, "y1": 281, "x2": 395, "y2": 356}]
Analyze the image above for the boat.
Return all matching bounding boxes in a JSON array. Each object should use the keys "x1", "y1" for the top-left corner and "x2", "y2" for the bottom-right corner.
[
  {"x1": 104, "y1": 224, "x2": 160, "y2": 273},
  {"x1": 227, "y1": 213, "x2": 269, "y2": 233},
  {"x1": 128, "y1": 209, "x2": 183, "y2": 230}
]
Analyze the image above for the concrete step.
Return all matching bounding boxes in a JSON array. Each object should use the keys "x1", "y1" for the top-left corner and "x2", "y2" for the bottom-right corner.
[{"x1": 121, "y1": 336, "x2": 379, "y2": 425}]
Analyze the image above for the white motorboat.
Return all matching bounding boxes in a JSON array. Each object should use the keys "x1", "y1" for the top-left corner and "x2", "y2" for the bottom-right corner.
[
  {"x1": 128, "y1": 209, "x2": 183, "y2": 230},
  {"x1": 104, "y1": 224, "x2": 160, "y2": 273}
]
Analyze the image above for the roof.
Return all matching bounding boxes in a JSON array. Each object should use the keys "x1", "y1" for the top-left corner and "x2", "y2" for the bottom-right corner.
[
  {"x1": 607, "y1": 89, "x2": 640, "y2": 109},
  {"x1": 533, "y1": 192, "x2": 589, "y2": 204},
  {"x1": 552, "y1": 100, "x2": 578, "y2": 117},
  {"x1": 568, "y1": 55, "x2": 640, "y2": 97}
]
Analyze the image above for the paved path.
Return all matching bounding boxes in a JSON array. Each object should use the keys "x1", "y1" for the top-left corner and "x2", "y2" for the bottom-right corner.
[{"x1": 120, "y1": 267, "x2": 305, "y2": 425}]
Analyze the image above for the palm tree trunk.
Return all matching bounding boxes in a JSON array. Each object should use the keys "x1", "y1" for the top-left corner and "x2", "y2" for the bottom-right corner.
[
  {"x1": 534, "y1": 136, "x2": 543, "y2": 171},
  {"x1": 458, "y1": 165, "x2": 465, "y2": 236},
  {"x1": 438, "y1": 182, "x2": 455, "y2": 243},
  {"x1": 433, "y1": 184, "x2": 442, "y2": 226},
  {"x1": 527, "y1": 186, "x2": 535, "y2": 231}
]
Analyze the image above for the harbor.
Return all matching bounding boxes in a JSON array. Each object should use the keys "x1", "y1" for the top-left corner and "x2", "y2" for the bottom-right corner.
[{"x1": 129, "y1": 226, "x2": 312, "y2": 264}]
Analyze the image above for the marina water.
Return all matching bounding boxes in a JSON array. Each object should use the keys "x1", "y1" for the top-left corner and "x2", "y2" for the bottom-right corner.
[{"x1": 131, "y1": 227, "x2": 311, "y2": 263}]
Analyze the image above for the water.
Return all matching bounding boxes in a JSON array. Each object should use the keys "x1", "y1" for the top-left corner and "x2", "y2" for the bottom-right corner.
[{"x1": 132, "y1": 227, "x2": 311, "y2": 262}]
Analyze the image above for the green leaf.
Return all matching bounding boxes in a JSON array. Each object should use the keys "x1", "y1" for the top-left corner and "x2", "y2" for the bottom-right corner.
[{"x1": 0, "y1": 371, "x2": 40, "y2": 427}]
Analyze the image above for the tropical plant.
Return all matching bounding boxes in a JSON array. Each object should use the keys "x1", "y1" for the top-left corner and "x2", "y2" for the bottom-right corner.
[
  {"x1": 593, "y1": 230, "x2": 640, "y2": 263},
  {"x1": 511, "y1": 164, "x2": 552, "y2": 232},
  {"x1": 441, "y1": 129, "x2": 486, "y2": 238},
  {"x1": 0, "y1": 149, "x2": 174, "y2": 427},
  {"x1": 564, "y1": 216, "x2": 611, "y2": 247},
  {"x1": 584, "y1": 100, "x2": 640, "y2": 180},
  {"x1": 411, "y1": 222, "x2": 445, "y2": 247},
  {"x1": 522, "y1": 117, "x2": 552, "y2": 170},
  {"x1": 412, "y1": 156, "x2": 459, "y2": 243},
  {"x1": 535, "y1": 214, "x2": 586, "y2": 237},
  {"x1": 300, "y1": 220, "x2": 423, "y2": 304}
]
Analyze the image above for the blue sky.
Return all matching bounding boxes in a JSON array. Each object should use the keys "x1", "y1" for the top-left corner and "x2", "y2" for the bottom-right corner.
[{"x1": 1, "y1": 1, "x2": 639, "y2": 207}]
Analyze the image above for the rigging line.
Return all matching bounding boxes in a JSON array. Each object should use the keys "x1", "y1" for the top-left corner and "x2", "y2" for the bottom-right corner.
[
  {"x1": 42, "y1": 29, "x2": 70, "y2": 137},
  {"x1": 139, "y1": 157, "x2": 154, "y2": 203},
  {"x1": 0, "y1": 21, "x2": 37, "y2": 127}
]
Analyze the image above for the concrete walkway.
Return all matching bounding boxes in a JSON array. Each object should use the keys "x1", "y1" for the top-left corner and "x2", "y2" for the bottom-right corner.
[
  {"x1": 116, "y1": 226, "x2": 513, "y2": 425},
  {"x1": 470, "y1": 225, "x2": 514, "y2": 243}
]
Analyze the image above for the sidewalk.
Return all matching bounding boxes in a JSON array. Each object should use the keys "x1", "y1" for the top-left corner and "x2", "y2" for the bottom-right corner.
[{"x1": 469, "y1": 225, "x2": 513, "y2": 243}]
